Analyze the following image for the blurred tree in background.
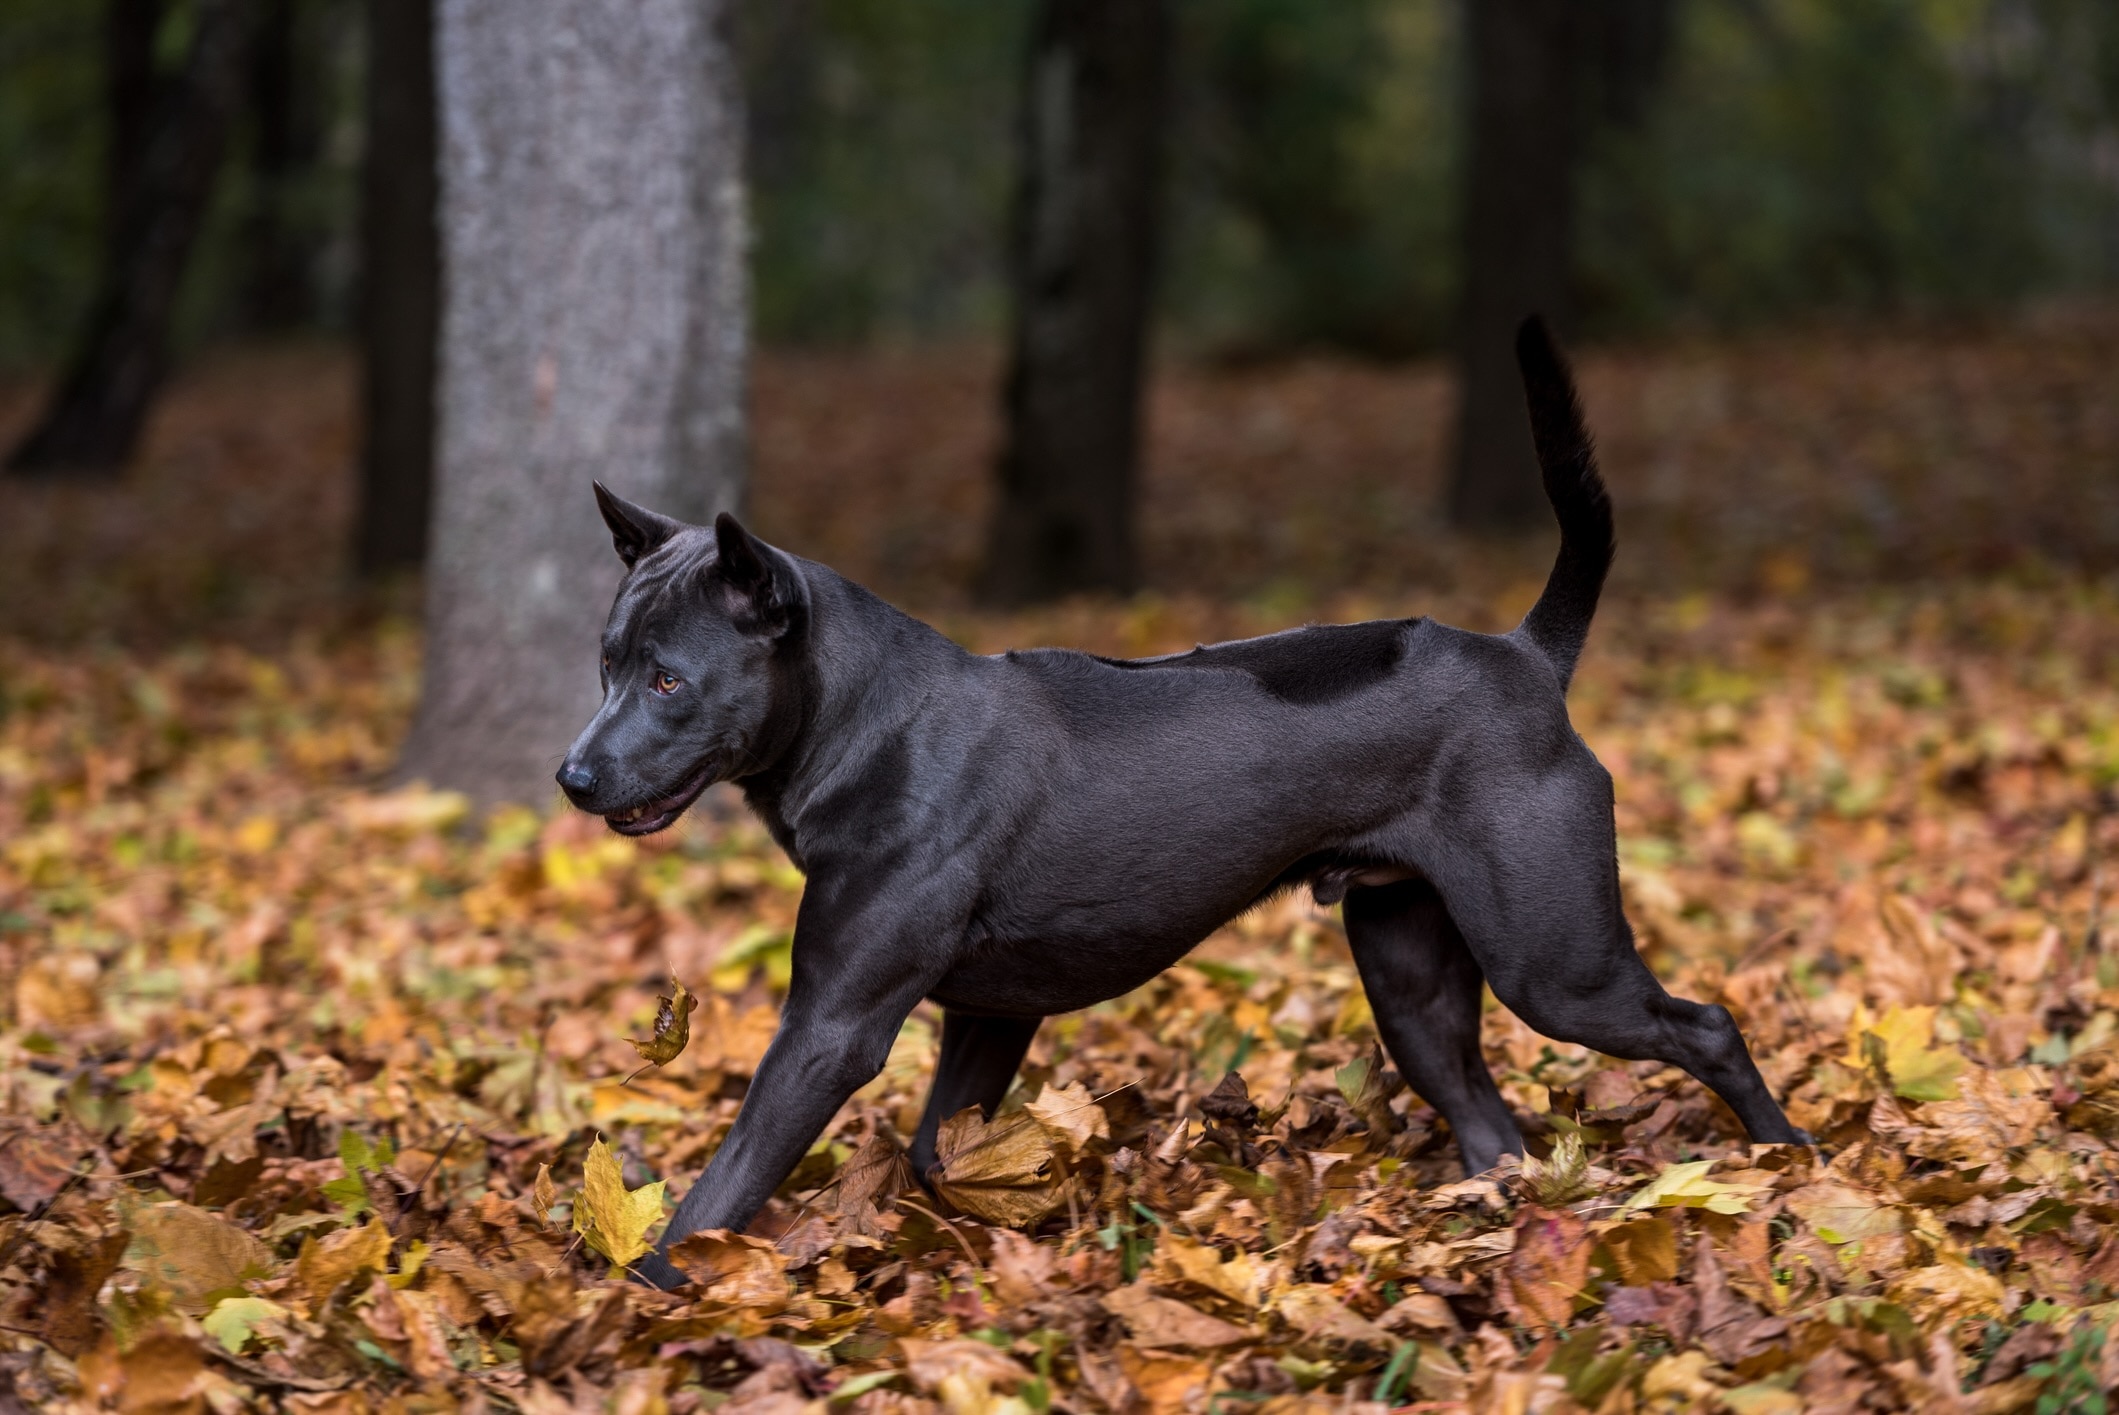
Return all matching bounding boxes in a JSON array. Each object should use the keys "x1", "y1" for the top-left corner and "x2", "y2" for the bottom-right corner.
[
  {"x1": 982, "y1": 0, "x2": 1169, "y2": 603},
  {"x1": 0, "y1": 0, "x2": 2116, "y2": 528},
  {"x1": 3, "y1": 0, "x2": 2115, "y2": 371},
  {"x1": 6, "y1": 0, "x2": 261, "y2": 474}
]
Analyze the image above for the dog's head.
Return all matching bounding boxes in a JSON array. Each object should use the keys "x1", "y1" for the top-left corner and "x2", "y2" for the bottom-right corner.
[{"x1": 556, "y1": 484, "x2": 804, "y2": 834}]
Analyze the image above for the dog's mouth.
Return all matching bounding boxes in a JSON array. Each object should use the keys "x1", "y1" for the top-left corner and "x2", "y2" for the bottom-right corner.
[{"x1": 603, "y1": 763, "x2": 716, "y2": 836}]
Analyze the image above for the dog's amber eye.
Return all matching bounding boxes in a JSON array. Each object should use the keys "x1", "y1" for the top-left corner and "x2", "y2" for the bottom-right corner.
[{"x1": 653, "y1": 672, "x2": 680, "y2": 695}]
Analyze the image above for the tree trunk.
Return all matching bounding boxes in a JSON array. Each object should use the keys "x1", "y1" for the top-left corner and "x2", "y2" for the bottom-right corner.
[
  {"x1": 8, "y1": 0, "x2": 259, "y2": 478},
  {"x1": 394, "y1": 0, "x2": 749, "y2": 807},
  {"x1": 1447, "y1": 0, "x2": 1584, "y2": 530},
  {"x1": 106, "y1": 0, "x2": 165, "y2": 224},
  {"x1": 981, "y1": 0, "x2": 1169, "y2": 605},
  {"x1": 354, "y1": 0, "x2": 439, "y2": 575},
  {"x1": 241, "y1": 0, "x2": 324, "y2": 331}
]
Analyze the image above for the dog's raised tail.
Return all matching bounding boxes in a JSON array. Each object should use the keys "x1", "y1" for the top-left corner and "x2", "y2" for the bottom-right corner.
[{"x1": 1511, "y1": 317, "x2": 1614, "y2": 691}]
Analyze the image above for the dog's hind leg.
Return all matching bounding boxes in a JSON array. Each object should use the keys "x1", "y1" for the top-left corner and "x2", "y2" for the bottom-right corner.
[
  {"x1": 1440, "y1": 819, "x2": 1806, "y2": 1147},
  {"x1": 1482, "y1": 926, "x2": 1804, "y2": 1145},
  {"x1": 1345, "y1": 880, "x2": 1524, "y2": 1175},
  {"x1": 909, "y1": 1010, "x2": 1043, "y2": 1179}
]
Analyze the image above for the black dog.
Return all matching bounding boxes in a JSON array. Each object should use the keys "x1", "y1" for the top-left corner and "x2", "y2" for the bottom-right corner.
[{"x1": 557, "y1": 321, "x2": 1806, "y2": 1289}]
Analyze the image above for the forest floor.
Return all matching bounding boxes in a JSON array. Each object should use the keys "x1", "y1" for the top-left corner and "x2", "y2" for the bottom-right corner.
[{"x1": 4, "y1": 314, "x2": 2119, "y2": 1411}]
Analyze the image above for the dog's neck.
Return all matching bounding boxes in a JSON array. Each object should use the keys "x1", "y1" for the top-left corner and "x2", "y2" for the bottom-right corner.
[{"x1": 734, "y1": 558, "x2": 967, "y2": 867}]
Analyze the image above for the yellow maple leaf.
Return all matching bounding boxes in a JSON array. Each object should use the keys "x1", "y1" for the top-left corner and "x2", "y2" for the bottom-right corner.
[
  {"x1": 1847, "y1": 1003, "x2": 1964, "y2": 1102},
  {"x1": 573, "y1": 1136, "x2": 666, "y2": 1270},
  {"x1": 1624, "y1": 1159, "x2": 1765, "y2": 1216}
]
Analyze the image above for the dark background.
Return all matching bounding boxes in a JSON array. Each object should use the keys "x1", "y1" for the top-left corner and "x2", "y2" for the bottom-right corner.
[{"x1": 2, "y1": 0, "x2": 2118, "y2": 647}]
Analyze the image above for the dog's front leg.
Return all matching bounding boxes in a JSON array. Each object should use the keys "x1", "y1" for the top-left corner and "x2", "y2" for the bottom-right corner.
[{"x1": 633, "y1": 897, "x2": 945, "y2": 1290}]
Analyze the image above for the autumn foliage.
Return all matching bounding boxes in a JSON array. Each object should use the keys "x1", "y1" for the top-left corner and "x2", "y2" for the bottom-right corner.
[{"x1": 6, "y1": 327, "x2": 2119, "y2": 1410}]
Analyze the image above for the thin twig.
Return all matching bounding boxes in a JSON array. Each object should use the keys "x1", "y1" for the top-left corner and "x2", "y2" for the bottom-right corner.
[
  {"x1": 407, "y1": 1122, "x2": 465, "y2": 1198},
  {"x1": 1732, "y1": 925, "x2": 1798, "y2": 975},
  {"x1": 544, "y1": 1229, "x2": 587, "y2": 1277},
  {"x1": 2085, "y1": 862, "x2": 2104, "y2": 961},
  {"x1": 895, "y1": 1196, "x2": 985, "y2": 1273}
]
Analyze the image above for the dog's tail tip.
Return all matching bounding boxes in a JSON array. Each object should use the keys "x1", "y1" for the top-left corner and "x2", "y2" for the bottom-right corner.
[{"x1": 1512, "y1": 316, "x2": 1614, "y2": 691}]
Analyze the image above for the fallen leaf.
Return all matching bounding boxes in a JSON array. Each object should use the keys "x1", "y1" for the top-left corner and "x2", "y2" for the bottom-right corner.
[
  {"x1": 1625, "y1": 1160, "x2": 1766, "y2": 1216},
  {"x1": 1334, "y1": 1039, "x2": 1400, "y2": 1134},
  {"x1": 573, "y1": 1134, "x2": 666, "y2": 1270},
  {"x1": 1275, "y1": 1283, "x2": 1394, "y2": 1353},
  {"x1": 79, "y1": 1324, "x2": 208, "y2": 1411},
  {"x1": 1786, "y1": 1182, "x2": 1906, "y2": 1245},
  {"x1": 532, "y1": 1161, "x2": 558, "y2": 1226},
  {"x1": 932, "y1": 1107, "x2": 1067, "y2": 1226},
  {"x1": 296, "y1": 1215, "x2": 394, "y2": 1309},
  {"x1": 899, "y1": 1337, "x2": 1032, "y2": 1395},
  {"x1": 1850, "y1": 1004, "x2": 1965, "y2": 1103},
  {"x1": 1102, "y1": 1283, "x2": 1252, "y2": 1349},
  {"x1": 1116, "y1": 1346, "x2": 1213, "y2": 1411},
  {"x1": 202, "y1": 1295, "x2": 288, "y2": 1353},
  {"x1": 123, "y1": 1201, "x2": 274, "y2": 1313},
  {"x1": 1025, "y1": 1080, "x2": 1111, "y2": 1158},
  {"x1": 38, "y1": 1227, "x2": 128, "y2": 1357},
  {"x1": 1150, "y1": 1234, "x2": 1269, "y2": 1310},
  {"x1": 1497, "y1": 1205, "x2": 1591, "y2": 1329},
  {"x1": 667, "y1": 1229, "x2": 791, "y2": 1312},
  {"x1": 1601, "y1": 1213, "x2": 1680, "y2": 1285},
  {"x1": 0, "y1": 1123, "x2": 82, "y2": 1212}
]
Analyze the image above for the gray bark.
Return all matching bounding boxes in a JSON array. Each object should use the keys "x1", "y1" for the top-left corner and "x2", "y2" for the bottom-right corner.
[{"x1": 396, "y1": 0, "x2": 749, "y2": 806}]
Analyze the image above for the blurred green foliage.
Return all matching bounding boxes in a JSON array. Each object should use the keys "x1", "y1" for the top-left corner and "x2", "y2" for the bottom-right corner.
[
  {"x1": 0, "y1": 1, "x2": 102, "y2": 370},
  {"x1": 0, "y1": 0, "x2": 361, "y2": 372},
  {"x1": 1577, "y1": 0, "x2": 2119, "y2": 330},
  {"x1": 0, "y1": 0, "x2": 2115, "y2": 369}
]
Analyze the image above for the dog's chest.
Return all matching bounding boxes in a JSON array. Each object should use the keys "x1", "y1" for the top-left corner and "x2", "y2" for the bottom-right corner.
[{"x1": 928, "y1": 932, "x2": 1192, "y2": 1017}]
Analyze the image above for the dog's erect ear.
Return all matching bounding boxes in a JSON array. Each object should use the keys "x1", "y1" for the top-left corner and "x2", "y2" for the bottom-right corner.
[
  {"x1": 710, "y1": 512, "x2": 795, "y2": 635},
  {"x1": 594, "y1": 482, "x2": 683, "y2": 569}
]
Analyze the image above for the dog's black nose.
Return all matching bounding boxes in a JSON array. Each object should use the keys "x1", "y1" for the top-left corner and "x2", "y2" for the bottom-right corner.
[{"x1": 556, "y1": 761, "x2": 598, "y2": 798}]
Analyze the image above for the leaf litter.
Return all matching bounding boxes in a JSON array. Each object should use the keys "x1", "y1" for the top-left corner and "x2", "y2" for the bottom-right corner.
[{"x1": 6, "y1": 575, "x2": 2119, "y2": 1410}]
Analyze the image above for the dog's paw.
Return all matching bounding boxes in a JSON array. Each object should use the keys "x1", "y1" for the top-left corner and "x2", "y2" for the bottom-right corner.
[{"x1": 628, "y1": 1249, "x2": 689, "y2": 1292}]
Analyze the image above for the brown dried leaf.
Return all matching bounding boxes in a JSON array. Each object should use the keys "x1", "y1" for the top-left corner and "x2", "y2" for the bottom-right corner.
[
  {"x1": 628, "y1": 976, "x2": 700, "y2": 1067},
  {"x1": 1496, "y1": 1205, "x2": 1591, "y2": 1330},
  {"x1": 531, "y1": 1161, "x2": 558, "y2": 1226},
  {"x1": 1103, "y1": 1284, "x2": 1253, "y2": 1349},
  {"x1": 296, "y1": 1215, "x2": 394, "y2": 1310},
  {"x1": 123, "y1": 1201, "x2": 275, "y2": 1314},
  {"x1": 0, "y1": 1124, "x2": 83, "y2": 1213},
  {"x1": 1601, "y1": 1213, "x2": 1681, "y2": 1286},
  {"x1": 932, "y1": 1106, "x2": 1067, "y2": 1226},
  {"x1": 1024, "y1": 1080, "x2": 1111, "y2": 1158},
  {"x1": 668, "y1": 1229, "x2": 793, "y2": 1312}
]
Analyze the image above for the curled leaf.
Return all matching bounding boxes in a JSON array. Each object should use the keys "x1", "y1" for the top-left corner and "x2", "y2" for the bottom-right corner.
[
  {"x1": 532, "y1": 1161, "x2": 557, "y2": 1227},
  {"x1": 628, "y1": 977, "x2": 700, "y2": 1068}
]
